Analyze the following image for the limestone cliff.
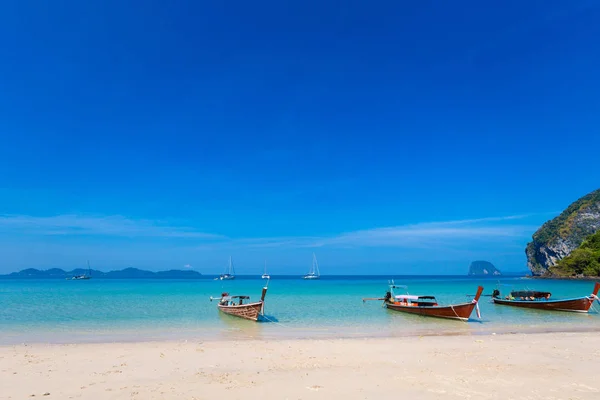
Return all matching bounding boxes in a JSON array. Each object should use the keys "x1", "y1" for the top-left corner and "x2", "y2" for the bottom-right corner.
[{"x1": 526, "y1": 189, "x2": 600, "y2": 276}]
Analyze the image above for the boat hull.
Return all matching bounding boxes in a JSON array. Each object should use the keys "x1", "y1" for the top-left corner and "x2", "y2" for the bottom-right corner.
[
  {"x1": 217, "y1": 301, "x2": 264, "y2": 321},
  {"x1": 303, "y1": 275, "x2": 319, "y2": 280},
  {"x1": 385, "y1": 301, "x2": 477, "y2": 321},
  {"x1": 492, "y1": 297, "x2": 595, "y2": 312}
]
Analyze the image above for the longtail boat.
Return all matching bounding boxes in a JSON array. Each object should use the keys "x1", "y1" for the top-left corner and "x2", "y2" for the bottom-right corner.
[
  {"x1": 210, "y1": 283, "x2": 268, "y2": 321},
  {"x1": 363, "y1": 282, "x2": 484, "y2": 321},
  {"x1": 492, "y1": 282, "x2": 600, "y2": 313}
]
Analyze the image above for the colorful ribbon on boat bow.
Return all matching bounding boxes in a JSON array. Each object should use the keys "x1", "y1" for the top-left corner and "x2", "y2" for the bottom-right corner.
[
  {"x1": 591, "y1": 293, "x2": 600, "y2": 305},
  {"x1": 472, "y1": 299, "x2": 481, "y2": 319}
]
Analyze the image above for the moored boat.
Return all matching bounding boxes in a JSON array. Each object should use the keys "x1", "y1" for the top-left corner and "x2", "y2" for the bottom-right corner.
[
  {"x1": 210, "y1": 283, "x2": 268, "y2": 321},
  {"x1": 67, "y1": 261, "x2": 92, "y2": 280},
  {"x1": 363, "y1": 282, "x2": 484, "y2": 321},
  {"x1": 303, "y1": 253, "x2": 320, "y2": 280},
  {"x1": 261, "y1": 260, "x2": 270, "y2": 279},
  {"x1": 219, "y1": 256, "x2": 236, "y2": 280},
  {"x1": 492, "y1": 282, "x2": 600, "y2": 313}
]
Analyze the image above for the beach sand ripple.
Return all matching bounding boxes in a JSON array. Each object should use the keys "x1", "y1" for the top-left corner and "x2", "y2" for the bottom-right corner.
[{"x1": 1, "y1": 332, "x2": 599, "y2": 399}]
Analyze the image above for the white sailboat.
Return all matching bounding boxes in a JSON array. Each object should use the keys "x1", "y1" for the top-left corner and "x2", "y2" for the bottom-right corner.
[
  {"x1": 261, "y1": 260, "x2": 270, "y2": 279},
  {"x1": 69, "y1": 260, "x2": 92, "y2": 280},
  {"x1": 220, "y1": 256, "x2": 236, "y2": 280},
  {"x1": 303, "y1": 253, "x2": 320, "y2": 280}
]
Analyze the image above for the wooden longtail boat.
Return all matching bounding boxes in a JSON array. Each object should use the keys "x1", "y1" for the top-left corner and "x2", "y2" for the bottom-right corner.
[
  {"x1": 363, "y1": 283, "x2": 484, "y2": 321},
  {"x1": 492, "y1": 282, "x2": 600, "y2": 313},
  {"x1": 210, "y1": 284, "x2": 268, "y2": 321}
]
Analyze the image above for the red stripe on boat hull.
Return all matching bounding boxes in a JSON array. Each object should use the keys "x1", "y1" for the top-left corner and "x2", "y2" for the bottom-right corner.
[
  {"x1": 385, "y1": 301, "x2": 477, "y2": 321},
  {"x1": 492, "y1": 297, "x2": 595, "y2": 312},
  {"x1": 493, "y1": 282, "x2": 600, "y2": 313}
]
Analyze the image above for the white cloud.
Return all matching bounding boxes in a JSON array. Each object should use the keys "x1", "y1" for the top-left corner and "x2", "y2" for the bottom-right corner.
[
  {"x1": 0, "y1": 212, "x2": 544, "y2": 272},
  {"x1": 0, "y1": 214, "x2": 222, "y2": 239},
  {"x1": 0, "y1": 213, "x2": 539, "y2": 250},
  {"x1": 312, "y1": 215, "x2": 535, "y2": 247},
  {"x1": 221, "y1": 214, "x2": 537, "y2": 249}
]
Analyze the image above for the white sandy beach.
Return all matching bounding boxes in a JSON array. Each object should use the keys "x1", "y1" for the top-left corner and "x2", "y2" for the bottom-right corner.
[{"x1": 2, "y1": 332, "x2": 599, "y2": 400}]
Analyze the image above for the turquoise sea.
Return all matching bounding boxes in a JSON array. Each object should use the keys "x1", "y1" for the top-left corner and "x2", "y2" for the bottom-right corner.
[{"x1": 1, "y1": 276, "x2": 599, "y2": 344}]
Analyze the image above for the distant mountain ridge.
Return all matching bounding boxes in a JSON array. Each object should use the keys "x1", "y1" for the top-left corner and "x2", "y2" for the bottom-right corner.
[
  {"x1": 526, "y1": 188, "x2": 600, "y2": 276},
  {"x1": 0, "y1": 268, "x2": 203, "y2": 279}
]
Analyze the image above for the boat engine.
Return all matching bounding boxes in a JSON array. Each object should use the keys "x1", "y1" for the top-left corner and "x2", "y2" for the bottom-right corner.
[{"x1": 492, "y1": 289, "x2": 500, "y2": 298}]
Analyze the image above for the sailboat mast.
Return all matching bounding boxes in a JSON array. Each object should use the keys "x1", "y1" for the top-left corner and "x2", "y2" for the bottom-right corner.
[{"x1": 87, "y1": 260, "x2": 91, "y2": 276}]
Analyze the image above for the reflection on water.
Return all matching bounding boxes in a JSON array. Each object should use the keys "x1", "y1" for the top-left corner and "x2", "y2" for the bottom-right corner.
[{"x1": 216, "y1": 312, "x2": 266, "y2": 339}]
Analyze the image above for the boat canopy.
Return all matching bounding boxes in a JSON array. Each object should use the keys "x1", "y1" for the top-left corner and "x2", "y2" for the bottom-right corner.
[
  {"x1": 394, "y1": 295, "x2": 419, "y2": 301},
  {"x1": 394, "y1": 295, "x2": 436, "y2": 301},
  {"x1": 511, "y1": 290, "x2": 551, "y2": 298},
  {"x1": 231, "y1": 295, "x2": 250, "y2": 299}
]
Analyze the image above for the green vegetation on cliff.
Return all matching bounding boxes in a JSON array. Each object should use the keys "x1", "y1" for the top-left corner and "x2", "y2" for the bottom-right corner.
[
  {"x1": 526, "y1": 188, "x2": 600, "y2": 275},
  {"x1": 550, "y1": 231, "x2": 600, "y2": 277},
  {"x1": 532, "y1": 189, "x2": 600, "y2": 245}
]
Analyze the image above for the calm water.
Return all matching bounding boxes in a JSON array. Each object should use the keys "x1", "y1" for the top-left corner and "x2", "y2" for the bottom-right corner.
[{"x1": 1, "y1": 276, "x2": 599, "y2": 344}]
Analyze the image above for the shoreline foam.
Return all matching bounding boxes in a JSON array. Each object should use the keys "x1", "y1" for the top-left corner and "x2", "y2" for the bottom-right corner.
[{"x1": 3, "y1": 320, "x2": 600, "y2": 346}]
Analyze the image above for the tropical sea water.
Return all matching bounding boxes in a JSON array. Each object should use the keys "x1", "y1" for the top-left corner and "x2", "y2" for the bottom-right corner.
[{"x1": 1, "y1": 276, "x2": 599, "y2": 344}]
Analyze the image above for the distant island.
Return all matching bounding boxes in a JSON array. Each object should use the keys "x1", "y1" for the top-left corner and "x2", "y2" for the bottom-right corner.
[
  {"x1": 0, "y1": 268, "x2": 203, "y2": 279},
  {"x1": 467, "y1": 260, "x2": 501, "y2": 276},
  {"x1": 526, "y1": 188, "x2": 600, "y2": 277}
]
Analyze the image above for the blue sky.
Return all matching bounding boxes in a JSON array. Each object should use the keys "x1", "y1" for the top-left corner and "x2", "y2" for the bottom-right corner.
[{"x1": 0, "y1": 1, "x2": 599, "y2": 274}]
